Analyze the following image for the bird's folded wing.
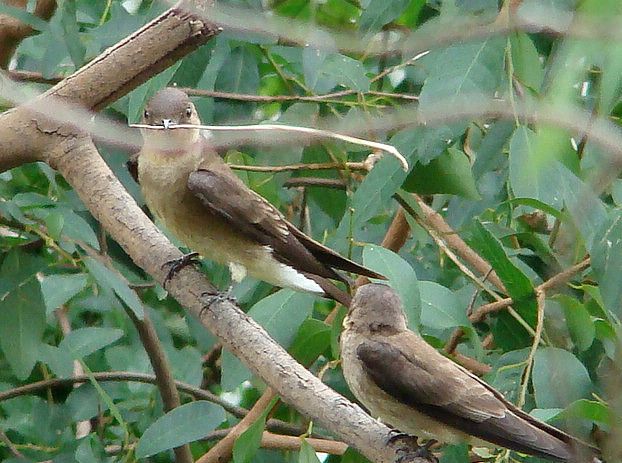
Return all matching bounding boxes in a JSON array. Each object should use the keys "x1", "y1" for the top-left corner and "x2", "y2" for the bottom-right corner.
[
  {"x1": 187, "y1": 168, "x2": 342, "y2": 281},
  {"x1": 356, "y1": 338, "x2": 573, "y2": 460},
  {"x1": 287, "y1": 225, "x2": 386, "y2": 280}
]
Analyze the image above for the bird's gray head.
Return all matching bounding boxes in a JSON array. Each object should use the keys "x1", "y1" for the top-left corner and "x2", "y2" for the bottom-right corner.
[
  {"x1": 143, "y1": 88, "x2": 199, "y2": 128},
  {"x1": 141, "y1": 88, "x2": 201, "y2": 151},
  {"x1": 346, "y1": 283, "x2": 408, "y2": 333}
]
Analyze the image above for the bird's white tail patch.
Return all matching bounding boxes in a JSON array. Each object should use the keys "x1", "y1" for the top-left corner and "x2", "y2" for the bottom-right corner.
[{"x1": 274, "y1": 263, "x2": 324, "y2": 294}]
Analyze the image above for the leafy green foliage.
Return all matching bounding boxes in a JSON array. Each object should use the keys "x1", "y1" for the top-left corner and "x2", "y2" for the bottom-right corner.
[
  {"x1": 233, "y1": 398, "x2": 278, "y2": 463},
  {"x1": 1, "y1": 1, "x2": 621, "y2": 462},
  {"x1": 136, "y1": 401, "x2": 226, "y2": 458},
  {"x1": 363, "y1": 245, "x2": 420, "y2": 328}
]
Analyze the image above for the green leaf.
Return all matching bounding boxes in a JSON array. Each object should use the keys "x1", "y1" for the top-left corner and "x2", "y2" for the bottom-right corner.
[
  {"x1": 0, "y1": 250, "x2": 46, "y2": 379},
  {"x1": 419, "y1": 37, "x2": 505, "y2": 112},
  {"x1": 303, "y1": 51, "x2": 370, "y2": 93},
  {"x1": 298, "y1": 438, "x2": 321, "y2": 463},
  {"x1": 221, "y1": 289, "x2": 314, "y2": 390},
  {"x1": 470, "y1": 220, "x2": 535, "y2": 309},
  {"x1": 341, "y1": 447, "x2": 373, "y2": 463},
  {"x1": 40, "y1": 273, "x2": 88, "y2": 315},
  {"x1": 136, "y1": 401, "x2": 226, "y2": 458},
  {"x1": 83, "y1": 256, "x2": 143, "y2": 318},
  {"x1": 509, "y1": 33, "x2": 543, "y2": 91},
  {"x1": 75, "y1": 435, "x2": 99, "y2": 463},
  {"x1": 419, "y1": 281, "x2": 470, "y2": 330},
  {"x1": 533, "y1": 347, "x2": 592, "y2": 409},
  {"x1": 59, "y1": 208, "x2": 100, "y2": 251},
  {"x1": 359, "y1": 0, "x2": 410, "y2": 33},
  {"x1": 0, "y1": 4, "x2": 49, "y2": 30},
  {"x1": 440, "y1": 443, "x2": 470, "y2": 463},
  {"x1": 504, "y1": 198, "x2": 563, "y2": 219},
  {"x1": 330, "y1": 305, "x2": 348, "y2": 359},
  {"x1": 289, "y1": 319, "x2": 331, "y2": 365},
  {"x1": 60, "y1": 0, "x2": 86, "y2": 67},
  {"x1": 38, "y1": 344, "x2": 73, "y2": 378},
  {"x1": 363, "y1": 245, "x2": 420, "y2": 328},
  {"x1": 469, "y1": 220, "x2": 536, "y2": 349},
  {"x1": 333, "y1": 156, "x2": 411, "y2": 253},
  {"x1": 554, "y1": 164, "x2": 607, "y2": 252},
  {"x1": 403, "y1": 147, "x2": 480, "y2": 199},
  {"x1": 488, "y1": 348, "x2": 529, "y2": 404},
  {"x1": 59, "y1": 327, "x2": 124, "y2": 359},
  {"x1": 591, "y1": 212, "x2": 622, "y2": 318},
  {"x1": 554, "y1": 295, "x2": 595, "y2": 352},
  {"x1": 215, "y1": 46, "x2": 260, "y2": 94},
  {"x1": 233, "y1": 397, "x2": 278, "y2": 463},
  {"x1": 554, "y1": 399, "x2": 612, "y2": 428},
  {"x1": 509, "y1": 126, "x2": 563, "y2": 208}
]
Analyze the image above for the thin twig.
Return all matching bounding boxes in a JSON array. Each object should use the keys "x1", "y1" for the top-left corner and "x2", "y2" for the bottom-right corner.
[
  {"x1": 409, "y1": 194, "x2": 506, "y2": 292},
  {"x1": 130, "y1": 123, "x2": 409, "y2": 171},
  {"x1": 517, "y1": 289, "x2": 545, "y2": 408},
  {"x1": 396, "y1": 193, "x2": 539, "y2": 339},
  {"x1": 259, "y1": 432, "x2": 347, "y2": 454},
  {"x1": 182, "y1": 86, "x2": 418, "y2": 102},
  {"x1": 0, "y1": 429, "x2": 23, "y2": 459},
  {"x1": 106, "y1": 430, "x2": 342, "y2": 455},
  {"x1": 469, "y1": 258, "x2": 591, "y2": 323},
  {"x1": 196, "y1": 388, "x2": 277, "y2": 463},
  {"x1": 0, "y1": 372, "x2": 244, "y2": 418},
  {"x1": 128, "y1": 309, "x2": 193, "y2": 463},
  {"x1": 284, "y1": 177, "x2": 347, "y2": 189},
  {"x1": 451, "y1": 351, "x2": 491, "y2": 376},
  {"x1": 229, "y1": 161, "x2": 368, "y2": 172}
]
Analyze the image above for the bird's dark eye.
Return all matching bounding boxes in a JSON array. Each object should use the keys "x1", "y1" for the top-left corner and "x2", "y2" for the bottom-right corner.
[
  {"x1": 185, "y1": 107, "x2": 192, "y2": 118},
  {"x1": 143, "y1": 110, "x2": 150, "y2": 119}
]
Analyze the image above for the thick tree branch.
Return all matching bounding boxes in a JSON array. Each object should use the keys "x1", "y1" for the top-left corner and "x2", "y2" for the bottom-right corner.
[
  {"x1": 0, "y1": 2, "x2": 219, "y2": 170},
  {"x1": 0, "y1": 0, "x2": 57, "y2": 69}
]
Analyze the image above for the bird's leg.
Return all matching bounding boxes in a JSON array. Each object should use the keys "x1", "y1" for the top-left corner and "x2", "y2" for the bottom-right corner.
[
  {"x1": 387, "y1": 432, "x2": 438, "y2": 463},
  {"x1": 162, "y1": 252, "x2": 201, "y2": 288},
  {"x1": 199, "y1": 287, "x2": 238, "y2": 316}
]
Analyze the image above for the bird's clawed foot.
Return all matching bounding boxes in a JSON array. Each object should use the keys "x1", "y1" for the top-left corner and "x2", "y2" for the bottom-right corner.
[
  {"x1": 199, "y1": 288, "x2": 238, "y2": 316},
  {"x1": 387, "y1": 432, "x2": 438, "y2": 463},
  {"x1": 162, "y1": 252, "x2": 201, "y2": 288}
]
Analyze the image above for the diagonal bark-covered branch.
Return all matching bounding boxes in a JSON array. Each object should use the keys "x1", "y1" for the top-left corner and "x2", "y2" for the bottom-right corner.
[{"x1": 43, "y1": 133, "x2": 429, "y2": 463}]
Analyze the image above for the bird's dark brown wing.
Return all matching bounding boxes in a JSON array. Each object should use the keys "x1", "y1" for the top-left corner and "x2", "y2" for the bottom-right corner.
[
  {"x1": 356, "y1": 338, "x2": 578, "y2": 462},
  {"x1": 187, "y1": 167, "x2": 344, "y2": 281}
]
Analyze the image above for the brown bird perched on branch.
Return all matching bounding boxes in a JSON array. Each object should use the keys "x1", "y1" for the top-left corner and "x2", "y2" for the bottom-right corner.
[
  {"x1": 135, "y1": 87, "x2": 383, "y2": 306},
  {"x1": 341, "y1": 283, "x2": 601, "y2": 462}
]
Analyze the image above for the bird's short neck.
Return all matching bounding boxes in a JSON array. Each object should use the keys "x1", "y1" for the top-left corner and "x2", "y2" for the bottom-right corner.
[{"x1": 138, "y1": 135, "x2": 204, "y2": 189}]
